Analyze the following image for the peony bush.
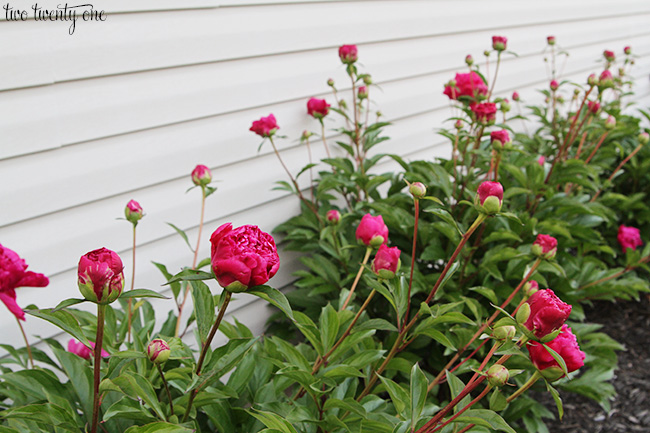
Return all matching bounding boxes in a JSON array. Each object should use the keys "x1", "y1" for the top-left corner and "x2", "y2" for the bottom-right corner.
[{"x1": 0, "y1": 36, "x2": 648, "y2": 433}]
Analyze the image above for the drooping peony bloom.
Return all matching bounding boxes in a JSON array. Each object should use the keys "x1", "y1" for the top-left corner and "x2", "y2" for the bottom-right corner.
[
  {"x1": 307, "y1": 98, "x2": 330, "y2": 119},
  {"x1": 617, "y1": 225, "x2": 642, "y2": 252},
  {"x1": 78, "y1": 248, "x2": 125, "y2": 304},
  {"x1": 210, "y1": 223, "x2": 280, "y2": 292},
  {"x1": 356, "y1": 214, "x2": 389, "y2": 248},
  {"x1": 532, "y1": 234, "x2": 558, "y2": 259},
  {"x1": 147, "y1": 339, "x2": 171, "y2": 364},
  {"x1": 0, "y1": 244, "x2": 49, "y2": 320},
  {"x1": 372, "y1": 244, "x2": 401, "y2": 279},
  {"x1": 443, "y1": 72, "x2": 488, "y2": 101},
  {"x1": 124, "y1": 200, "x2": 144, "y2": 225},
  {"x1": 338, "y1": 44, "x2": 358, "y2": 64},
  {"x1": 191, "y1": 164, "x2": 212, "y2": 187},
  {"x1": 523, "y1": 289, "x2": 572, "y2": 338},
  {"x1": 249, "y1": 114, "x2": 279, "y2": 138},
  {"x1": 471, "y1": 102, "x2": 498, "y2": 124},
  {"x1": 528, "y1": 325, "x2": 585, "y2": 380},
  {"x1": 68, "y1": 339, "x2": 109, "y2": 360}
]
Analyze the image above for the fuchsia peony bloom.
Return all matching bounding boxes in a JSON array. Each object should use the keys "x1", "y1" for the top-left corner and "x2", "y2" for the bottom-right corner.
[
  {"x1": 0, "y1": 244, "x2": 49, "y2": 321},
  {"x1": 372, "y1": 244, "x2": 401, "y2": 279},
  {"x1": 249, "y1": 114, "x2": 279, "y2": 138},
  {"x1": 210, "y1": 223, "x2": 280, "y2": 292},
  {"x1": 492, "y1": 35, "x2": 508, "y2": 51},
  {"x1": 326, "y1": 210, "x2": 341, "y2": 225},
  {"x1": 307, "y1": 98, "x2": 330, "y2": 119},
  {"x1": 528, "y1": 325, "x2": 585, "y2": 378},
  {"x1": 490, "y1": 130, "x2": 510, "y2": 147},
  {"x1": 68, "y1": 339, "x2": 109, "y2": 360},
  {"x1": 356, "y1": 214, "x2": 389, "y2": 248},
  {"x1": 617, "y1": 225, "x2": 642, "y2": 252},
  {"x1": 471, "y1": 102, "x2": 498, "y2": 124},
  {"x1": 124, "y1": 200, "x2": 143, "y2": 225},
  {"x1": 191, "y1": 164, "x2": 212, "y2": 187},
  {"x1": 532, "y1": 234, "x2": 558, "y2": 259},
  {"x1": 78, "y1": 248, "x2": 124, "y2": 304},
  {"x1": 443, "y1": 72, "x2": 488, "y2": 101},
  {"x1": 603, "y1": 50, "x2": 616, "y2": 62},
  {"x1": 537, "y1": 155, "x2": 546, "y2": 166},
  {"x1": 338, "y1": 44, "x2": 358, "y2": 64},
  {"x1": 523, "y1": 289, "x2": 572, "y2": 338}
]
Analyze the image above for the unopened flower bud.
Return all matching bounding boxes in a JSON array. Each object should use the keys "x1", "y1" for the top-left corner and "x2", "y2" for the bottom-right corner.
[
  {"x1": 465, "y1": 54, "x2": 474, "y2": 66},
  {"x1": 603, "y1": 50, "x2": 615, "y2": 62},
  {"x1": 191, "y1": 164, "x2": 212, "y2": 187},
  {"x1": 487, "y1": 364, "x2": 510, "y2": 387},
  {"x1": 301, "y1": 130, "x2": 313, "y2": 140},
  {"x1": 408, "y1": 182, "x2": 427, "y2": 199},
  {"x1": 516, "y1": 302, "x2": 531, "y2": 325},
  {"x1": 599, "y1": 70, "x2": 614, "y2": 88},
  {"x1": 624, "y1": 46, "x2": 632, "y2": 55},
  {"x1": 78, "y1": 248, "x2": 124, "y2": 305},
  {"x1": 550, "y1": 80, "x2": 559, "y2": 91},
  {"x1": 455, "y1": 119, "x2": 464, "y2": 130},
  {"x1": 512, "y1": 91, "x2": 520, "y2": 102},
  {"x1": 557, "y1": 96, "x2": 565, "y2": 104},
  {"x1": 492, "y1": 36, "x2": 508, "y2": 52},
  {"x1": 358, "y1": 85, "x2": 368, "y2": 100},
  {"x1": 605, "y1": 115, "x2": 616, "y2": 130},
  {"x1": 484, "y1": 50, "x2": 490, "y2": 57},
  {"x1": 547, "y1": 36, "x2": 556, "y2": 46},
  {"x1": 363, "y1": 75, "x2": 372, "y2": 85},
  {"x1": 574, "y1": 88, "x2": 580, "y2": 96},
  {"x1": 338, "y1": 44, "x2": 358, "y2": 64},
  {"x1": 523, "y1": 280, "x2": 539, "y2": 298},
  {"x1": 500, "y1": 99, "x2": 511, "y2": 112},
  {"x1": 476, "y1": 181, "x2": 504, "y2": 215},
  {"x1": 639, "y1": 132, "x2": 649, "y2": 145},
  {"x1": 327, "y1": 78, "x2": 335, "y2": 87},
  {"x1": 372, "y1": 244, "x2": 401, "y2": 280},
  {"x1": 326, "y1": 209, "x2": 341, "y2": 225},
  {"x1": 493, "y1": 326, "x2": 516, "y2": 341},
  {"x1": 618, "y1": 68, "x2": 625, "y2": 77},
  {"x1": 532, "y1": 234, "x2": 558, "y2": 259},
  {"x1": 125, "y1": 200, "x2": 143, "y2": 225},
  {"x1": 587, "y1": 74, "x2": 598, "y2": 87},
  {"x1": 147, "y1": 339, "x2": 171, "y2": 364}
]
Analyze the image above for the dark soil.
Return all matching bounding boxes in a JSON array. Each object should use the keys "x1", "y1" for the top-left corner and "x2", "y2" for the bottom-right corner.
[{"x1": 540, "y1": 295, "x2": 650, "y2": 432}]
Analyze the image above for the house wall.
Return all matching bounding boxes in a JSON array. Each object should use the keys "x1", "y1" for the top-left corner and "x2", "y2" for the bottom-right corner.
[{"x1": 1, "y1": 0, "x2": 649, "y2": 351}]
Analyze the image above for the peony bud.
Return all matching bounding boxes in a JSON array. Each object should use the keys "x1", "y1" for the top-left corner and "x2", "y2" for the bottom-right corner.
[
  {"x1": 307, "y1": 97, "x2": 331, "y2": 119},
  {"x1": 532, "y1": 234, "x2": 558, "y2": 259},
  {"x1": 338, "y1": 44, "x2": 358, "y2": 64},
  {"x1": 492, "y1": 35, "x2": 508, "y2": 52},
  {"x1": 327, "y1": 78, "x2": 335, "y2": 87},
  {"x1": 409, "y1": 182, "x2": 427, "y2": 199},
  {"x1": 476, "y1": 181, "x2": 504, "y2": 215},
  {"x1": 484, "y1": 50, "x2": 490, "y2": 57},
  {"x1": 624, "y1": 46, "x2": 631, "y2": 55},
  {"x1": 372, "y1": 244, "x2": 401, "y2": 280},
  {"x1": 357, "y1": 85, "x2": 368, "y2": 100},
  {"x1": 603, "y1": 50, "x2": 616, "y2": 62},
  {"x1": 490, "y1": 130, "x2": 511, "y2": 150},
  {"x1": 249, "y1": 114, "x2": 279, "y2": 138},
  {"x1": 191, "y1": 164, "x2": 212, "y2": 187},
  {"x1": 537, "y1": 155, "x2": 546, "y2": 166},
  {"x1": 618, "y1": 67, "x2": 625, "y2": 77},
  {"x1": 147, "y1": 339, "x2": 171, "y2": 364},
  {"x1": 492, "y1": 325, "x2": 516, "y2": 341},
  {"x1": 587, "y1": 74, "x2": 598, "y2": 87},
  {"x1": 523, "y1": 280, "x2": 539, "y2": 298},
  {"x1": 465, "y1": 54, "x2": 474, "y2": 66},
  {"x1": 363, "y1": 75, "x2": 372, "y2": 85},
  {"x1": 124, "y1": 200, "x2": 143, "y2": 225},
  {"x1": 557, "y1": 96, "x2": 565, "y2": 104},
  {"x1": 639, "y1": 132, "x2": 649, "y2": 145},
  {"x1": 550, "y1": 80, "x2": 559, "y2": 91},
  {"x1": 301, "y1": 130, "x2": 313, "y2": 141},
  {"x1": 356, "y1": 214, "x2": 389, "y2": 248},
  {"x1": 587, "y1": 100, "x2": 600, "y2": 114},
  {"x1": 512, "y1": 91, "x2": 520, "y2": 102},
  {"x1": 471, "y1": 102, "x2": 498, "y2": 125},
  {"x1": 528, "y1": 325, "x2": 585, "y2": 380},
  {"x1": 547, "y1": 36, "x2": 556, "y2": 46},
  {"x1": 523, "y1": 289, "x2": 571, "y2": 338},
  {"x1": 487, "y1": 364, "x2": 509, "y2": 387},
  {"x1": 455, "y1": 119, "x2": 464, "y2": 130},
  {"x1": 604, "y1": 115, "x2": 616, "y2": 130},
  {"x1": 599, "y1": 70, "x2": 614, "y2": 88},
  {"x1": 500, "y1": 98, "x2": 511, "y2": 112},
  {"x1": 326, "y1": 209, "x2": 341, "y2": 225},
  {"x1": 78, "y1": 248, "x2": 125, "y2": 304},
  {"x1": 617, "y1": 224, "x2": 642, "y2": 252},
  {"x1": 516, "y1": 302, "x2": 531, "y2": 325}
]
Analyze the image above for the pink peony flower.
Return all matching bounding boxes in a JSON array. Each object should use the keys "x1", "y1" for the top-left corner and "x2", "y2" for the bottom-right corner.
[
  {"x1": 249, "y1": 114, "x2": 279, "y2": 138},
  {"x1": 307, "y1": 98, "x2": 330, "y2": 119},
  {"x1": 191, "y1": 164, "x2": 212, "y2": 187},
  {"x1": 357, "y1": 85, "x2": 368, "y2": 99},
  {"x1": 477, "y1": 181, "x2": 503, "y2": 204},
  {"x1": 443, "y1": 72, "x2": 488, "y2": 101},
  {"x1": 617, "y1": 225, "x2": 642, "y2": 252},
  {"x1": 0, "y1": 245, "x2": 49, "y2": 321},
  {"x1": 523, "y1": 289, "x2": 572, "y2": 338},
  {"x1": 528, "y1": 325, "x2": 585, "y2": 378},
  {"x1": 490, "y1": 130, "x2": 511, "y2": 147},
  {"x1": 532, "y1": 234, "x2": 558, "y2": 259},
  {"x1": 68, "y1": 339, "x2": 109, "y2": 360},
  {"x1": 338, "y1": 44, "x2": 358, "y2": 64},
  {"x1": 372, "y1": 244, "x2": 401, "y2": 279},
  {"x1": 326, "y1": 210, "x2": 341, "y2": 225},
  {"x1": 356, "y1": 214, "x2": 389, "y2": 248},
  {"x1": 599, "y1": 70, "x2": 614, "y2": 87},
  {"x1": 77, "y1": 248, "x2": 124, "y2": 304},
  {"x1": 492, "y1": 35, "x2": 508, "y2": 51},
  {"x1": 210, "y1": 223, "x2": 280, "y2": 292},
  {"x1": 471, "y1": 102, "x2": 498, "y2": 124}
]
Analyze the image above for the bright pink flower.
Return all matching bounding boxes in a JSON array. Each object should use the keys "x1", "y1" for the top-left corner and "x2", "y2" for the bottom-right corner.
[
  {"x1": 617, "y1": 225, "x2": 642, "y2": 252},
  {"x1": 125, "y1": 200, "x2": 144, "y2": 225},
  {"x1": 528, "y1": 325, "x2": 585, "y2": 376},
  {"x1": 490, "y1": 130, "x2": 510, "y2": 146},
  {"x1": 67, "y1": 339, "x2": 109, "y2": 360},
  {"x1": 210, "y1": 223, "x2": 280, "y2": 292},
  {"x1": 78, "y1": 248, "x2": 124, "y2": 304},
  {"x1": 477, "y1": 181, "x2": 503, "y2": 205},
  {"x1": 0, "y1": 245, "x2": 49, "y2": 321},
  {"x1": 471, "y1": 102, "x2": 498, "y2": 124},
  {"x1": 338, "y1": 44, "x2": 358, "y2": 64},
  {"x1": 326, "y1": 210, "x2": 341, "y2": 225},
  {"x1": 191, "y1": 164, "x2": 212, "y2": 187},
  {"x1": 372, "y1": 244, "x2": 401, "y2": 279},
  {"x1": 307, "y1": 98, "x2": 330, "y2": 119},
  {"x1": 249, "y1": 114, "x2": 279, "y2": 138},
  {"x1": 443, "y1": 72, "x2": 487, "y2": 101},
  {"x1": 537, "y1": 155, "x2": 546, "y2": 166},
  {"x1": 356, "y1": 214, "x2": 389, "y2": 248},
  {"x1": 550, "y1": 80, "x2": 559, "y2": 91},
  {"x1": 533, "y1": 234, "x2": 558, "y2": 258},
  {"x1": 547, "y1": 36, "x2": 556, "y2": 46},
  {"x1": 492, "y1": 36, "x2": 508, "y2": 51},
  {"x1": 603, "y1": 50, "x2": 616, "y2": 62},
  {"x1": 523, "y1": 289, "x2": 572, "y2": 338}
]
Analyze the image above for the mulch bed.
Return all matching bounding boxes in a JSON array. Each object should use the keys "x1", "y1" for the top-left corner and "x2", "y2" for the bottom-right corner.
[{"x1": 540, "y1": 294, "x2": 650, "y2": 432}]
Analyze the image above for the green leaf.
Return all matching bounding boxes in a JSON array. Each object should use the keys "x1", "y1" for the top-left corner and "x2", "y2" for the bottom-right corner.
[
  {"x1": 410, "y1": 363, "x2": 428, "y2": 425},
  {"x1": 541, "y1": 343, "x2": 568, "y2": 376},
  {"x1": 152, "y1": 261, "x2": 182, "y2": 300},
  {"x1": 319, "y1": 304, "x2": 340, "y2": 352},
  {"x1": 112, "y1": 372, "x2": 166, "y2": 420},
  {"x1": 248, "y1": 285, "x2": 294, "y2": 320},
  {"x1": 455, "y1": 409, "x2": 516, "y2": 433},
  {"x1": 165, "y1": 269, "x2": 214, "y2": 285},
  {"x1": 294, "y1": 311, "x2": 323, "y2": 355},
  {"x1": 52, "y1": 298, "x2": 86, "y2": 312},
  {"x1": 120, "y1": 289, "x2": 169, "y2": 299},
  {"x1": 51, "y1": 348, "x2": 94, "y2": 422},
  {"x1": 24, "y1": 307, "x2": 90, "y2": 347},
  {"x1": 123, "y1": 422, "x2": 195, "y2": 433},
  {"x1": 167, "y1": 222, "x2": 194, "y2": 252},
  {"x1": 247, "y1": 408, "x2": 299, "y2": 433},
  {"x1": 545, "y1": 381, "x2": 564, "y2": 420},
  {"x1": 489, "y1": 388, "x2": 508, "y2": 411},
  {"x1": 378, "y1": 375, "x2": 409, "y2": 417},
  {"x1": 191, "y1": 280, "x2": 215, "y2": 345}
]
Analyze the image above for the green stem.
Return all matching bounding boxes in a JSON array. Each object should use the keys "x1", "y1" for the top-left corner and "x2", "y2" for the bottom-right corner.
[
  {"x1": 127, "y1": 224, "x2": 136, "y2": 343},
  {"x1": 156, "y1": 363, "x2": 174, "y2": 418},
  {"x1": 90, "y1": 304, "x2": 106, "y2": 433},
  {"x1": 15, "y1": 318, "x2": 33, "y2": 369},
  {"x1": 507, "y1": 371, "x2": 542, "y2": 402},
  {"x1": 341, "y1": 247, "x2": 372, "y2": 310},
  {"x1": 403, "y1": 198, "x2": 420, "y2": 330}
]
